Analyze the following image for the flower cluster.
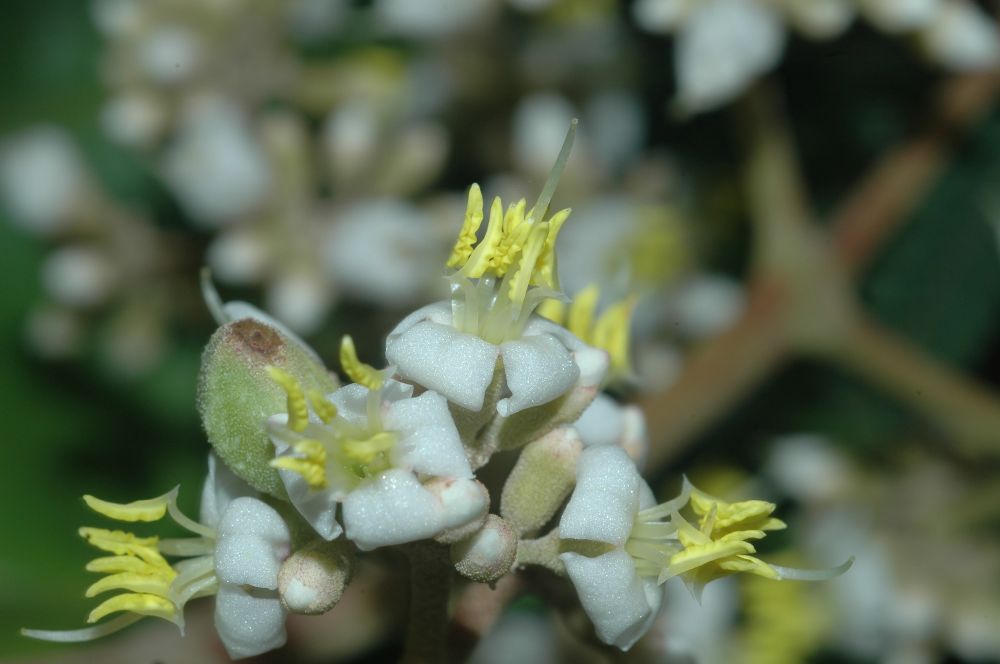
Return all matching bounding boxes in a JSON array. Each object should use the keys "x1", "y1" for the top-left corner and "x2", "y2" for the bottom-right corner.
[{"x1": 23, "y1": 128, "x2": 847, "y2": 659}]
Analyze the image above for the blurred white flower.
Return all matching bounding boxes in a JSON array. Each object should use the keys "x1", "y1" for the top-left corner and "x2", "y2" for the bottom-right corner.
[
  {"x1": 163, "y1": 97, "x2": 271, "y2": 225},
  {"x1": 0, "y1": 127, "x2": 89, "y2": 234},
  {"x1": 375, "y1": 0, "x2": 497, "y2": 38},
  {"x1": 919, "y1": 1, "x2": 1000, "y2": 70},
  {"x1": 101, "y1": 91, "x2": 167, "y2": 148}
]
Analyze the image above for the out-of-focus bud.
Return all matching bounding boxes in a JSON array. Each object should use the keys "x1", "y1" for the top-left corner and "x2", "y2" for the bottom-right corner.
[
  {"x1": 501, "y1": 427, "x2": 582, "y2": 536},
  {"x1": 451, "y1": 515, "x2": 517, "y2": 584},
  {"x1": 427, "y1": 477, "x2": 490, "y2": 544},
  {"x1": 198, "y1": 317, "x2": 338, "y2": 498},
  {"x1": 278, "y1": 538, "x2": 355, "y2": 615}
]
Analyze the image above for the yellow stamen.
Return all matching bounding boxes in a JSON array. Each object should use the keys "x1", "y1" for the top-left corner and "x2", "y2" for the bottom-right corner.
[
  {"x1": 591, "y1": 295, "x2": 637, "y2": 378},
  {"x1": 339, "y1": 335, "x2": 383, "y2": 390},
  {"x1": 507, "y1": 223, "x2": 549, "y2": 308},
  {"x1": 85, "y1": 555, "x2": 169, "y2": 575},
  {"x1": 82, "y1": 490, "x2": 176, "y2": 523},
  {"x1": 446, "y1": 184, "x2": 484, "y2": 269},
  {"x1": 566, "y1": 284, "x2": 600, "y2": 340},
  {"x1": 293, "y1": 438, "x2": 327, "y2": 463},
  {"x1": 537, "y1": 298, "x2": 566, "y2": 325},
  {"x1": 461, "y1": 196, "x2": 505, "y2": 278},
  {"x1": 85, "y1": 571, "x2": 176, "y2": 598},
  {"x1": 341, "y1": 431, "x2": 396, "y2": 466},
  {"x1": 490, "y1": 199, "x2": 529, "y2": 276},
  {"x1": 270, "y1": 456, "x2": 327, "y2": 490},
  {"x1": 267, "y1": 366, "x2": 309, "y2": 432},
  {"x1": 79, "y1": 528, "x2": 166, "y2": 567},
  {"x1": 87, "y1": 593, "x2": 176, "y2": 624},
  {"x1": 531, "y1": 208, "x2": 571, "y2": 290},
  {"x1": 307, "y1": 389, "x2": 337, "y2": 423}
]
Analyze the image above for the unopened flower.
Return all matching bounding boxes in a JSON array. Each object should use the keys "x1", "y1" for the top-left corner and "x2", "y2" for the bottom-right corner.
[
  {"x1": 387, "y1": 122, "x2": 606, "y2": 415},
  {"x1": 23, "y1": 455, "x2": 292, "y2": 660},
  {"x1": 266, "y1": 336, "x2": 481, "y2": 549},
  {"x1": 559, "y1": 446, "x2": 850, "y2": 650}
]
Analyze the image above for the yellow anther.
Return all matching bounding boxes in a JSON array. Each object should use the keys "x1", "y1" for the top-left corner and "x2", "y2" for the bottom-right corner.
[
  {"x1": 461, "y1": 196, "x2": 505, "y2": 278},
  {"x1": 79, "y1": 528, "x2": 166, "y2": 567},
  {"x1": 270, "y1": 456, "x2": 327, "y2": 490},
  {"x1": 267, "y1": 366, "x2": 309, "y2": 433},
  {"x1": 87, "y1": 593, "x2": 177, "y2": 624},
  {"x1": 293, "y1": 439, "x2": 327, "y2": 464},
  {"x1": 307, "y1": 390, "x2": 337, "y2": 424},
  {"x1": 340, "y1": 335, "x2": 384, "y2": 390},
  {"x1": 85, "y1": 571, "x2": 175, "y2": 599},
  {"x1": 341, "y1": 431, "x2": 396, "y2": 465},
  {"x1": 566, "y1": 284, "x2": 600, "y2": 340},
  {"x1": 591, "y1": 295, "x2": 637, "y2": 378},
  {"x1": 661, "y1": 538, "x2": 757, "y2": 584},
  {"x1": 531, "y1": 208, "x2": 571, "y2": 290},
  {"x1": 446, "y1": 184, "x2": 485, "y2": 269},
  {"x1": 718, "y1": 555, "x2": 780, "y2": 579},
  {"x1": 86, "y1": 555, "x2": 169, "y2": 575},
  {"x1": 83, "y1": 493, "x2": 171, "y2": 523},
  {"x1": 689, "y1": 490, "x2": 787, "y2": 535},
  {"x1": 537, "y1": 298, "x2": 566, "y2": 325},
  {"x1": 507, "y1": 223, "x2": 549, "y2": 307},
  {"x1": 491, "y1": 199, "x2": 530, "y2": 276}
]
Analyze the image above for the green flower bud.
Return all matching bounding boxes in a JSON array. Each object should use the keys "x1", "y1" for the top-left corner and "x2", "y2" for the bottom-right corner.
[
  {"x1": 500, "y1": 426, "x2": 582, "y2": 536},
  {"x1": 198, "y1": 318, "x2": 338, "y2": 497}
]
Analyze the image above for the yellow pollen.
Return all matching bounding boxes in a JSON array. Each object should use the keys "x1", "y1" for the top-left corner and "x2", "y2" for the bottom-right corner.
[
  {"x1": 267, "y1": 366, "x2": 309, "y2": 432},
  {"x1": 446, "y1": 184, "x2": 484, "y2": 269},
  {"x1": 340, "y1": 335, "x2": 384, "y2": 390},
  {"x1": 307, "y1": 389, "x2": 337, "y2": 423}
]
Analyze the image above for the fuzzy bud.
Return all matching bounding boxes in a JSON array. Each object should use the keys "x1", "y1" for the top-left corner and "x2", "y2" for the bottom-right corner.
[
  {"x1": 451, "y1": 515, "x2": 517, "y2": 584},
  {"x1": 501, "y1": 426, "x2": 583, "y2": 536},
  {"x1": 426, "y1": 477, "x2": 490, "y2": 544},
  {"x1": 198, "y1": 318, "x2": 338, "y2": 497},
  {"x1": 278, "y1": 538, "x2": 355, "y2": 615}
]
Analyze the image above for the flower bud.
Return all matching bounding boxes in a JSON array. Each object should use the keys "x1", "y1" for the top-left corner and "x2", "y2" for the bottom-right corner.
[
  {"x1": 278, "y1": 538, "x2": 355, "y2": 615},
  {"x1": 198, "y1": 318, "x2": 338, "y2": 497},
  {"x1": 426, "y1": 477, "x2": 490, "y2": 544},
  {"x1": 451, "y1": 515, "x2": 517, "y2": 584},
  {"x1": 501, "y1": 426, "x2": 583, "y2": 536}
]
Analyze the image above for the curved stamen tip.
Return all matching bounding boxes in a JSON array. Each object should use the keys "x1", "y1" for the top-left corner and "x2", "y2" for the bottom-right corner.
[
  {"x1": 200, "y1": 268, "x2": 228, "y2": 326},
  {"x1": 771, "y1": 555, "x2": 855, "y2": 582},
  {"x1": 529, "y1": 119, "x2": 578, "y2": 225}
]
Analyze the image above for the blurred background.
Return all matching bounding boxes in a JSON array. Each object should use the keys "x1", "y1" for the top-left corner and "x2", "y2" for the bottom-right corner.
[{"x1": 3, "y1": 0, "x2": 1000, "y2": 662}]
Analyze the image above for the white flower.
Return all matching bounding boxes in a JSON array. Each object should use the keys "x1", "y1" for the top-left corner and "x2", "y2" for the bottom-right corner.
[
  {"x1": 918, "y1": 1, "x2": 1000, "y2": 70},
  {"x1": 0, "y1": 126, "x2": 88, "y2": 234},
  {"x1": 23, "y1": 454, "x2": 291, "y2": 660},
  {"x1": 387, "y1": 300, "x2": 591, "y2": 415},
  {"x1": 558, "y1": 446, "x2": 664, "y2": 650},
  {"x1": 573, "y1": 393, "x2": 649, "y2": 467},
  {"x1": 162, "y1": 97, "x2": 271, "y2": 226},
  {"x1": 266, "y1": 364, "x2": 482, "y2": 550},
  {"x1": 387, "y1": 125, "x2": 607, "y2": 416}
]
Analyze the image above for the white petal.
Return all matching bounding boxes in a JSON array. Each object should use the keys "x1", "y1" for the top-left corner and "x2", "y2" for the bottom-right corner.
[
  {"x1": 215, "y1": 498, "x2": 291, "y2": 589},
  {"x1": 561, "y1": 549, "x2": 660, "y2": 650},
  {"x1": 342, "y1": 469, "x2": 445, "y2": 550},
  {"x1": 859, "y1": 0, "x2": 938, "y2": 32},
  {"x1": 621, "y1": 406, "x2": 650, "y2": 470},
  {"x1": 386, "y1": 304, "x2": 500, "y2": 411},
  {"x1": 675, "y1": 0, "x2": 786, "y2": 113},
  {"x1": 275, "y1": 463, "x2": 344, "y2": 541},
  {"x1": 498, "y1": 333, "x2": 580, "y2": 416},
  {"x1": 574, "y1": 393, "x2": 625, "y2": 448},
  {"x1": 559, "y1": 446, "x2": 641, "y2": 547},
  {"x1": 633, "y1": 0, "x2": 689, "y2": 33},
  {"x1": 384, "y1": 390, "x2": 473, "y2": 479},
  {"x1": 782, "y1": 0, "x2": 854, "y2": 39},
  {"x1": 670, "y1": 274, "x2": 745, "y2": 340},
  {"x1": 214, "y1": 584, "x2": 287, "y2": 659},
  {"x1": 329, "y1": 380, "x2": 414, "y2": 429},
  {"x1": 199, "y1": 453, "x2": 254, "y2": 528},
  {"x1": 920, "y1": 2, "x2": 1000, "y2": 70}
]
